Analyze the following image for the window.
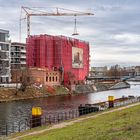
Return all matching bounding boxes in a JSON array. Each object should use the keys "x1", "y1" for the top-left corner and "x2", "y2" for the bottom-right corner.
[
  {"x1": 46, "y1": 76, "x2": 48, "y2": 82},
  {"x1": 0, "y1": 33, "x2": 5, "y2": 42},
  {"x1": 56, "y1": 76, "x2": 57, "y2": 82},
  {"x1": 52, "y1": 76, "x2": 54, "y2": 82},
  {"x1": 20, "y1": 77, "x2": 22, "y2": 82},
  {"x1": 2, "y1": 77, "x2": 6, "y2": 83},
  {"x1": 0, "y1": 43, "x2": 9, "y2": 51},
  {"x1": 0, "y1": 77, "x2": 2, "y2": 83},
  {"x1": 49, "y1": 76, "x2": 51, "y2": 82}
]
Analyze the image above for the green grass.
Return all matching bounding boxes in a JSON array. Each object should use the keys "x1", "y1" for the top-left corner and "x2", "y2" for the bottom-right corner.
[{"x1": 15, "y1": 104, "x2": 140, "y2": 140}]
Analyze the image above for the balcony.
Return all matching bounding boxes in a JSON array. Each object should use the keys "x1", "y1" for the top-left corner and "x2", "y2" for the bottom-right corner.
[
  {"x1": 11, "y1": 55, "x2": 20, "y2": 58},
  {"x1": 21, "y1": 49, "x2": 26, "y2": 53},
  {"x1": 21, "y1": 61, "x2": 26, "y2": 64},
  {"x1": 11, "y1": 61, "x2": 20, "y2": 64},
  {"x1": 11, "y1": 48, "x2": 20, "y2": 52},
  {"x1": 20, "y1": 55, "x2": 26, "y2": 59}
]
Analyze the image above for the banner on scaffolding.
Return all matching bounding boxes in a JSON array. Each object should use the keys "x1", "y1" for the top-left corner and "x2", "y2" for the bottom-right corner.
[{"x1": 72, "y1": 47, "x2": 83, "y2": 68}]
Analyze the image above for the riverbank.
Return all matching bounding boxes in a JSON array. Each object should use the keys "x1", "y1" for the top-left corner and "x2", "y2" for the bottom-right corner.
[
  {"x1": 10, "y1": 102, "x2": 140, "y2": 140},
  {"x1": 0, "y1": 81, "x2": 131, "y2": 102},
  {"x1": 0, "y1": 85, "x2": 70, "y2": 102},
  {"x1": 75, "y1": 81, "x2": 130, "y2": 94}
]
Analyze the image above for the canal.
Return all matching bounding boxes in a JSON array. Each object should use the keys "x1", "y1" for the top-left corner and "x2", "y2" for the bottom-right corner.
[{"x1": 0, "y1": 82, "x2": 140, "y2": 125}]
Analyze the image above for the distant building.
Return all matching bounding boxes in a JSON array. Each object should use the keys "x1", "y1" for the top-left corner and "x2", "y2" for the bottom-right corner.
[
  {"x1": 135, "y1": 66, "x2": 140, "y2": 76},
  {"x1": 0, "y1": 29, "x2": 11, "y2": 83},
  {"x1": 11, "y1": 42, "x2": 26, "y2": 69},
  {"x1": 123, "y1": 66, "x2": 135, "y2": 77},
  {"x1": 90, "y1": 66, "x2": 107, "y2": 76}
]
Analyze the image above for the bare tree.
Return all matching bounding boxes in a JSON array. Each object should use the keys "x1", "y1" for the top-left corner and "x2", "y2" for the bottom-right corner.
[
  {"x1": 20, "y1": 68, "x2": 32, "y2": 92},
  {"x1": 106, "y1": 65, "x2": 121, "y2": 78},
  {"x1": 67, "y1": 71, "x2": 76, "y2": 85}
]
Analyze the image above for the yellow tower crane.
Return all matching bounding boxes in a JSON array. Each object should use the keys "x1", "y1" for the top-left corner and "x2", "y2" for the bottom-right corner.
[{"x1": 20, "y1": 6, "x2": 94, "y2": 41}]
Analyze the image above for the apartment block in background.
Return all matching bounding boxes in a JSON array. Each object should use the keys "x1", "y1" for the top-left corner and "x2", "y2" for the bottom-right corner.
[
  {"x1": 11, "y1": 42, "x2": 26, "y2": 69},
  {"x1": 0, "y1": 29, "x2": 11, "y2": 83},
  {"x1": 90, "y1": 66, "x2": 108, "y2": 77}
]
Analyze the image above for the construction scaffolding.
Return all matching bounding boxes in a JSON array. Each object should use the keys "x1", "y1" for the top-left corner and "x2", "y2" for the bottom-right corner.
[
  {"x1": 26, "y1": 35, "x2": 55, "y2": 69},
  {"x1": 26, "y1": 34, "x2": 89, "y2": 85}
]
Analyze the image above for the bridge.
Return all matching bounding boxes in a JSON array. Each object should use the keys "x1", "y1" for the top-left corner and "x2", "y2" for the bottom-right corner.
[{"x1": 87, "y1": 76, "x2": 138, "y2": 82}]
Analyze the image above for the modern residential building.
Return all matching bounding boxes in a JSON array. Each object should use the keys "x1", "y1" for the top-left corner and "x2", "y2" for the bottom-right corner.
[
  {"x1": 0, "y1": 29, "x2": 11, "y2": 83},
  {"x1": 11, "y1": 42, "x2": 26, "y2": 69}
]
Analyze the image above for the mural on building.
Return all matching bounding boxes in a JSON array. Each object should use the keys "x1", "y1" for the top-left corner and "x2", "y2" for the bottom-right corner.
[{"x1": 72, "y1": 47, "x2": 83, "y2": 68}]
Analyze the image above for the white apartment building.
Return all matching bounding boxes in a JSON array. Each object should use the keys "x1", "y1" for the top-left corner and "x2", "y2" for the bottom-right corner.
[{"x1": 0, "y1": 29, "x2": 11, "y2": 83}]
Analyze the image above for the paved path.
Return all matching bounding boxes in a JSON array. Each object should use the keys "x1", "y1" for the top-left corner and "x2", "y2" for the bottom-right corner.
[{"x1": 10, "y1": 102, "x2": 140, "y2": 140}]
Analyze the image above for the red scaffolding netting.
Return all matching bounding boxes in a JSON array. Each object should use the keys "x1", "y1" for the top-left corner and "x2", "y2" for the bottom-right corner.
[{"x1": 26, "y1": 35, "x2": 89, "y2": 85}]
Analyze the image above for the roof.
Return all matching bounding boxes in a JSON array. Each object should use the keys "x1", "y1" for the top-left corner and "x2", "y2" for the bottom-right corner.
[
  {"x1": 11, "y1": 42, "x2": 26, "y2": 46},
  {"x1": 0, "y1": 29, "x2": 9, "y2": 34}
]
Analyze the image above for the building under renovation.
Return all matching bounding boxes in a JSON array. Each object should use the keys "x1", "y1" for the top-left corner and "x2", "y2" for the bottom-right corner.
[
  {"x1": 26, "y1": 34, "x2": 89, "y2": 85},
  {"x1": 0, "y1": 29, "x2": 11, "y2": 83}
]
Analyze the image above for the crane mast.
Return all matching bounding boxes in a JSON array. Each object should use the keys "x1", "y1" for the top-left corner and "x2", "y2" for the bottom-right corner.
[{"x1": 21, "y1": 6, "x2": 94, "y2": 38}]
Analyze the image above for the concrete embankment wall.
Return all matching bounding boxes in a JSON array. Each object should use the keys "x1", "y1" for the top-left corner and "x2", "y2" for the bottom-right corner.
[
  {"x1": 74, "y1": 81, "x2": 130, "y2": 94},
  {"x1": 75, "y1": 85, "x2": 96, "y2": 93},
  {"x1": 109, "y1": 81, "x2": 130, "y2": 90}
]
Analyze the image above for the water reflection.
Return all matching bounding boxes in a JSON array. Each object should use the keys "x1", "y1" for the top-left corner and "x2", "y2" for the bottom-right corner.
[{"x1": 0, "y1": 82, "x2": 140, "y2": 124}]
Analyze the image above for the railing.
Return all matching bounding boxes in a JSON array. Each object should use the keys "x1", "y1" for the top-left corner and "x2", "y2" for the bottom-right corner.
[
  {"x1": 114, "y1": 97, "x2": 140, "y2": 107},
  {"x1": 0, "y1": 110, "x2": 79, "y2": 137},
  {"x1": 44, "y1": 110, "x2": 79, "y2": 124},
  {"x1": 20, "y1": 55, "x2": 26, "y2": 58},
  {"x1": 0, "y1": 118, "x2": 32, "y2": 136},
  {"x1": 0, "y1": 97, "x2": 140, "y2": 137}
]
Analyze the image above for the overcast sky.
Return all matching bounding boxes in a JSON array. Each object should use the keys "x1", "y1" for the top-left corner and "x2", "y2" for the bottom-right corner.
[{"x1": 0, "y1": 0, "x2": 140, "y2": 67}]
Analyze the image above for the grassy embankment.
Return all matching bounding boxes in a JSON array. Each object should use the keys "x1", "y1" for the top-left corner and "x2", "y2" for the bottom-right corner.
[
  {"x1": 0, "y1": 85, "x2": 69, "y2": 102},
  {"x1": 13, "y1": 104, "x2": 140, "y2": 140}
]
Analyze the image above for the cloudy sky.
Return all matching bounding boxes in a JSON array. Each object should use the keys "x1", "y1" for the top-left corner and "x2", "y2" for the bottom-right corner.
[{"x1": 0, "y1": 0, "x2": 140, "y2": 67}]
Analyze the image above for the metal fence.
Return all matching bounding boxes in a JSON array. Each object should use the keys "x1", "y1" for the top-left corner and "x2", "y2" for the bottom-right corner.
[
  {"x1": 0, "y1": 97, "x2": 140, "y2": 137},
  {"x1": 0, "y1": 119, "x2": 29, "y2": 136},
  {"x1": 114, "y1": 97, "x2": 140, "y2": 107},
  {"x1": 0, "y1": 110, "x2": 79, "y2": 136}
]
